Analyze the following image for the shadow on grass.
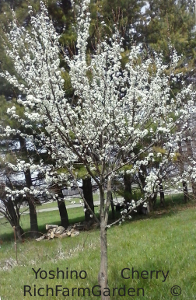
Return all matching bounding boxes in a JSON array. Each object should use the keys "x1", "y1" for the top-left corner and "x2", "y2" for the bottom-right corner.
[
  {"x1": 108, "y1": 193, "x2": 196, "y2": 226},
  {"x1": 151, "y1": 193, "x2": 196, "y2": 218},
  {"x1": 0, "y1": 213, "x2": 98, "y2": 242},
  {"x1": 1, "y1": 193, "x2": 195, "y2": 243}
]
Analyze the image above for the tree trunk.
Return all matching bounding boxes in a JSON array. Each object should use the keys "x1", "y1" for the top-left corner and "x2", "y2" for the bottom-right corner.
[
  {"x1": 19, "y1": 136, "x2": 39, "y2": 237},
  {"x1": 28, "y1": 198, "x2": 39, "y2": 238},
  {"x1": 110, "y1": 193, "x2": 115, "y2": 220},
  {"x1": 24, "y1": 169, "x2": 39, "y2": 238},
  {"x1": 5, "y1": 197, "x2": 24, "y2": 241},
  {"x1": 148, "y1": 193, "x2": 157, "y2": 212},
  {"x1": 178, "y1": 140, "x2": 189, "y2": 202},
  {"x1": 99, "y1": 221, "x2": 109, "y2": 300},
  {"x1": 15, "y1": 225, "x2": 24, "y2": 241},
  {"x1": 183, "y1": 181, "x2": 188, "y2": 202},
  {"x1": 186, "y1": 138, "x2": 196, "y2": 199},
  {"x1": 191, "y1": 179, "x2": 196, "y2": 199},
  {"x1": 83, "y1": 177, "x2": 94, "y2": 222},
  {"x1": 57, "y1": 200, "x2": 69, "y2": 228},
  {"x1": 57, "y1": 188, "x2": 69, "y2": 229},
  {"x1": 138, "y1": 164, "x2": 147, "y2": 190},
  {"x1": 98, "y1": 184, "x2": 110, "y2": 300},
  {"x1": 123, "y1": 173, "x2": 132, "y2": 207},
  {"x1": 159, "y1": 181, "x2": 165, "y2": 207}
]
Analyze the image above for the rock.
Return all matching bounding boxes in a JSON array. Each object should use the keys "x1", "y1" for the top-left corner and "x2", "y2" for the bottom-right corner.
[
  {"x1": 71, "y1": 230, "x2": 79, "y2": 237},
  {"x1": 55, "y1": 226, "x2": 65, "y2": 235},
  {"x1": 67, "y1": 231, "x2": 71, "y2": 237},
  {"x1": 36, "y1": 235, "x2": 45, "y2": 241},
  {"x1": 50, "y1": 231, "x2": 55, "y2": 239},
  {"x1": 59, "y1": 232, "x2": 68, "y2": 238},
  {"x1": 38, "y1": 224, "x2": 80, "y2": 241},
  {"x1": 46, "y1": 224, "x2": 58, "y2": 230}
]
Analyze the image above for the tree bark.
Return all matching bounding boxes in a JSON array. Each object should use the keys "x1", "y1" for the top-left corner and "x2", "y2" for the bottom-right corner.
[
  {"x1": 178, "y1": 140, "x2": 189, "y2": 202},
  {"x1": 192, "y1": 183, "x2": 196, "y2": 198},
  {"x1": 5, "y1": 197, "x2": 24, "y2": 241},
  {"x1": 98, "y1": 183, "x2": 110, "y2": 300},
  {"x1": 183, "y1": 181, "x2": 188, "y2": 202},
  {"x1": 15, "y1": 225, "x2": 24, "y2": 241},
  {"x1": 186, "y1": 138, "x2": 196, "y2": 198},
  {"x1": 19, "y1": 136, "x2": 39, "y2": 237},
  {"x1": 57, "y1": 188, "x2": 69, "y2": 228},
  {"x1": 110, "y1": 193, "x2": 115, "y2": 219},
  {"x1": 24, "y1": 169, "x2": 39, "y2": 238},
  {"x1": 28, "y1": 198, "x2": 39, "y2": 238},
  {"x1": 57, "y1": 199, "x2": 69, "y2": 228},
  {"x1": 123, "y1": 173, "x2": 132, "y2": 207},
  {"x1": 148, "y1": 193, "x2": 157, "y2": 212},
  {"x1": 83, "y1": 177, "x2": 94, "y2": 222},
  {"x1": 138, "y1": 164, "x2": 147, "y2": 190},
  {"x1": 159, "y1": 181, "x2": 165, "y2": 207}
]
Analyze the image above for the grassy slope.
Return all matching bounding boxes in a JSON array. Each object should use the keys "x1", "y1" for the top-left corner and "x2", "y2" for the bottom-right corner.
[{"x1": 0, "y1": 198, "x2": 196, "y2": 299}]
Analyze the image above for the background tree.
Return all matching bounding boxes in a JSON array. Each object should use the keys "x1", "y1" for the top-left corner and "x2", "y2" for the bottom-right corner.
[
  {"x1": 140, "y1": 0, "x2": 196, "y2": 69},
  {"x1": 0, "y1": 94, "x2": 41, "y2": 238}
]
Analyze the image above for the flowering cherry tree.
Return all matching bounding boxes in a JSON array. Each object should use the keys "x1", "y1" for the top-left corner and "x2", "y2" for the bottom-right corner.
[{"x1": 1, "y1": 1, "x2": 195, "y2": 299}]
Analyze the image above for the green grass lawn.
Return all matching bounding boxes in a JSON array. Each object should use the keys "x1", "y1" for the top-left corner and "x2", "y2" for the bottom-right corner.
[
  {"x1": 0, "y1": 195, "x2": 196, "y2": 299},
  {"x1": 19, "y1": 192, "x2": 101, "y2": 214},
  {"x1": 19, "y1": 197, "x2": 82, "y2": 214}
]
